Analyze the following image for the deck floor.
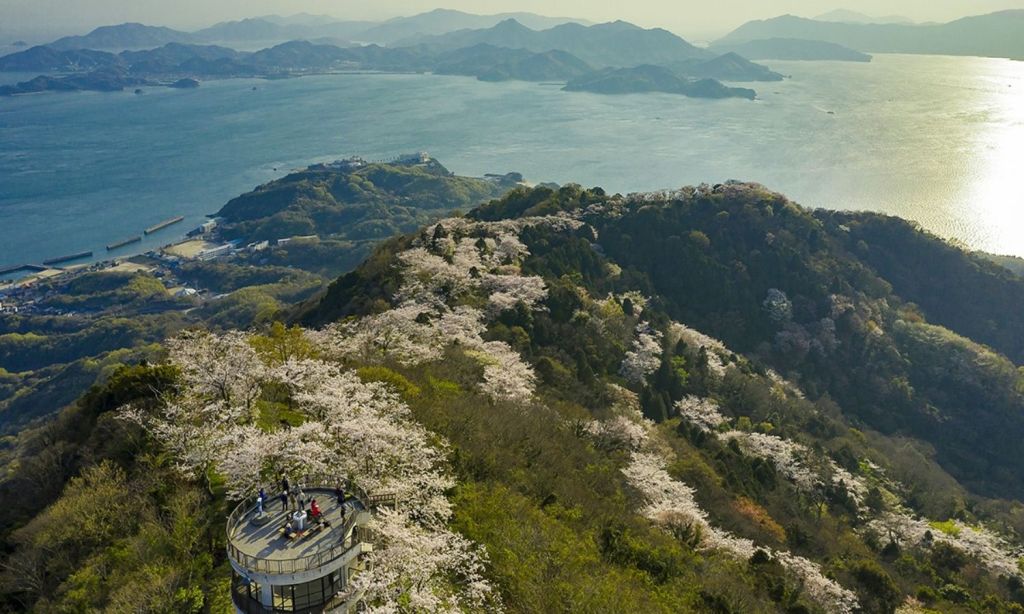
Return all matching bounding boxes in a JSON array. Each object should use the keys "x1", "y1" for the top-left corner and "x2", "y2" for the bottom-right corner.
[{"x1": 229, "y1": 489, "x2": 361, "y2": 562}]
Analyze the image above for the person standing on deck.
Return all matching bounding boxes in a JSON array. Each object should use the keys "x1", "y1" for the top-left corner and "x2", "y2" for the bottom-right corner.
[{"x1": 280, "y1": 475, "x2": 291, "y2": 512}]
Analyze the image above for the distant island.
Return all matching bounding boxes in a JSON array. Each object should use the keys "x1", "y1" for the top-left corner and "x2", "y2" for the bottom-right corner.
[
  {"x1": 0, "y1": 19, "x2": 779, "y2": 100},
  {"x1": 711, "y1": 38, "x2": 872, "y2": 62},
  {"x1": 433, "y1": 44, "x2": 781, "y2": 87},
  {"x1": 564, "y1": 65, "x2": 757, "y2": 99},
  {"x1": 0, "y1": 67, "x2": 152, "y2": 96},
  {"x1": 168, "y1": 77, "x2": 200, "y2": 89},
  {"x1": 434, "y1": 44, "x2": 594, "y2": 82},
  {"x1": 670, "y1": 52, "x2": 785, "y2": 81}
]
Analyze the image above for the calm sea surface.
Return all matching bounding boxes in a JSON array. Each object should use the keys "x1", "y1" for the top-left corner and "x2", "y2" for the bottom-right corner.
[{"x1": 1, "y1": 53, "x2": 1022, "y2": 272}]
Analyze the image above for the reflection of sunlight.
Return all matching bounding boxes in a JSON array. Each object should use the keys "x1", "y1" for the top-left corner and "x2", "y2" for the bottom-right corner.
[{"x1": 966, "y1": 60, "x2": 1024, "y2": 257}]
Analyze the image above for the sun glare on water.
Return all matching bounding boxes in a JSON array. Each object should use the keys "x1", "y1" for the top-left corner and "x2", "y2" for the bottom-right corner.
[{"x1": 964, "y1": 59, "x2": 1024, "y2": 257}]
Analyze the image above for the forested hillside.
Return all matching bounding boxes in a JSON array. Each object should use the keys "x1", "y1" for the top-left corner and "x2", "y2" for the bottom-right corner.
[
  {"x1": 216, "y1": 158, "x2": 516, "y2": 244},
  {"x1": 2, "y1": 181, "x2": 1024, "y2": 613}
]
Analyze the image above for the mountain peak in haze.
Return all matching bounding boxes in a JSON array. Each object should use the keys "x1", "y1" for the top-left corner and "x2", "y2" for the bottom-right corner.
[
  {"x1": 257, "y1": 13, "x2": 343, "y2": 27},
  {"x1": 49, "y1": 22, "x2": 193, "y2": 51},
  {"x1": 600, "y1": 20, "x2": 642, "y2": 29},
  {"x1": 356, "y1": 10, "x2": 589, "y2": 45},
  {"x1": 815, "y1": 9, "x2": 914, "y2": 25},
  {"x1": 491, "y1": 18, "x2": 533, "y2": 33}
]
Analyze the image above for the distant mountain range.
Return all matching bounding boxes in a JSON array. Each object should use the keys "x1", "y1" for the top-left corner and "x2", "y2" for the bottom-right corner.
[
  {"x1": 40, "y1": 10, "x2": 592, "y2": 52},
  {"x1": 401, "y1": 19, "x2": 710, "y2": 67},
  {"x1": 2, "y1": 13, "x2": 788, "y2": 100},
  {"x1": 16, "y1": 8, "x2": 1024, "y2": 63},
  {"x1": 0, "y1": 30, "x2": 776, "y2": 99},
  {"x1": 354, "y1": 9, "x2": 590, "y2": 44},
  {"x1": 718, "y1": 10, "x2": 1024, "y2": 60}
]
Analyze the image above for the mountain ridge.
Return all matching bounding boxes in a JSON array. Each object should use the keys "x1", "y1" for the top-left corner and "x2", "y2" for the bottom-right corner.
[
  {"x1": 34, "y1": 10, "x2": 591, "y2": 52},
  {"x1": 718, "y1": 10, "x2": 1024, "y2": 59},
  {"x1": 49, "y1": 22, "x2": 195, "y2": 51},
  {"x1": 394, "y1": 18, "x2": 712, "y2": 67}
]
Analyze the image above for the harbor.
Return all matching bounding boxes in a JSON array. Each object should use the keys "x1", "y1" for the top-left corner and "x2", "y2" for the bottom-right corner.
[
  {"x1": 1, "y1": 214, "x2": 189, "y2": 281},
  {"x1": 0, "y1": 216, "x2": 277, "y2": 317}
]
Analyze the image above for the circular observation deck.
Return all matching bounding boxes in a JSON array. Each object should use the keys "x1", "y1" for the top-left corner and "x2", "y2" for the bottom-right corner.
[{"x1": 226, "y1": 487, "x2": 369, "y2": 578}]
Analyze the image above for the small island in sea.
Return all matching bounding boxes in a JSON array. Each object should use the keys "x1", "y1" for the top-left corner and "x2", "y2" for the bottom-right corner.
[
  {"x1": 564, "y1": 65, "x2": 758, "y2": 99},
  {"x1": 670, "y1": 51, "x2": 785, "y2": 81},
  {"x1": 168, "y1": 77, "x2": 200, "y2": 88}
]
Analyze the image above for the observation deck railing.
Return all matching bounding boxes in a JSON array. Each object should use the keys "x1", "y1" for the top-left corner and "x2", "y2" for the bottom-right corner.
[{"x1": 226, "y1": 481, "x2": 395, "y2": 576}]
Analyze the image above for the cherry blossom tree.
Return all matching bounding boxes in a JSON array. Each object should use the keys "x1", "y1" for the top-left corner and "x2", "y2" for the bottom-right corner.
[
  {"x1": 167, "y1": 330, "x2": 266, "y2": 417},
  {"x1": 470, "y1": 341, "x2": 537, "y2": 404},
  {"x1": 584, "y1": 416, "x2": 650, "y2": 452},
  {"x1": 675, "y1": 396, "x2": 729, "y2": 433},
  {"x1": 327, "y1": 302, "x2": 445, "y2": 366},
  {"x1": 350, "y1": 507, "x2": 499, "y2": 613},
  {"x1": 620, "y1": 323, "x2": 663, "y2": 385},
  {"x1": 668, "y1": 323, "x2": 729, "y2": 377},
  {"x1": 482, "y1": 273, "x2": 547, "y2": 316}
]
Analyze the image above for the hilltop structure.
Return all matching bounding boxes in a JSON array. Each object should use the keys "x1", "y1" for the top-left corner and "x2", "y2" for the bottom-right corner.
[{"x1": 227, "y1": 485, "x2": 394, "y2": 613}]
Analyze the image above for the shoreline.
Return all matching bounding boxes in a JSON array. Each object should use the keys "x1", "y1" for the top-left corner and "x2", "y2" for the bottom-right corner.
[{"x1": 0, "y1": 68, "x2": 433, "y2": 98}]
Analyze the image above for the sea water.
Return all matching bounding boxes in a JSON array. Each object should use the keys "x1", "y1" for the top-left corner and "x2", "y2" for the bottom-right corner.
[{"x1": 1, "y1": 52, "x2": 1022, "y2": 271}]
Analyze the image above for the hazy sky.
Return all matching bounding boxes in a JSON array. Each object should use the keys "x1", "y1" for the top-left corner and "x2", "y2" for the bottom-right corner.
[{"x1": 3, "y1": 0, "x2": 1024, "y2": 40}]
